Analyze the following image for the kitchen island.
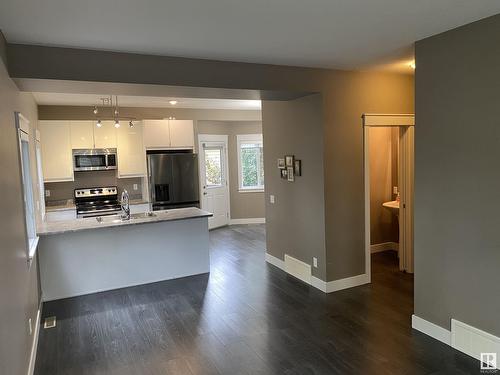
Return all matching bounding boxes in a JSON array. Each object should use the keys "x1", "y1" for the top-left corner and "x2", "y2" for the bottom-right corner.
[{"x1": 37, "y1": 207, "x2": 212, "y2": 301}]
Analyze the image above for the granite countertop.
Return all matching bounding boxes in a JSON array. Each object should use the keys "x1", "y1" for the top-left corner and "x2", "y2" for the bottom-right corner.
[{"x1": 37, "y1": 207, "x2": 212, "y2": 236}]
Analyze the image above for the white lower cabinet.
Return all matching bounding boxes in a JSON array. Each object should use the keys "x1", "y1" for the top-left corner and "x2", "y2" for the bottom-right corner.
[{"x1": 116, "y1": 121, "x2": 147, "y2": 178}]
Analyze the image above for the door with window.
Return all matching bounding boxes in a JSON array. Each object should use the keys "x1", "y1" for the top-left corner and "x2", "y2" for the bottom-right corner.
[{"x1": 198, "y1": 135, "x2": 230, "y2": 229}]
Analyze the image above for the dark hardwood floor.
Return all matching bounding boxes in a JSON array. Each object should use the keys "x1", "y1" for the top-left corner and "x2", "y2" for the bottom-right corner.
[{"x1": 35, "y1": 225, "x2": 480, "y2": 374}]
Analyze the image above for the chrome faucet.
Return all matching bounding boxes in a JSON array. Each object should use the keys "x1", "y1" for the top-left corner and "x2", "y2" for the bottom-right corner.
[{"x1": 120, "y1": 189, "x2": 130, "y2": 220}]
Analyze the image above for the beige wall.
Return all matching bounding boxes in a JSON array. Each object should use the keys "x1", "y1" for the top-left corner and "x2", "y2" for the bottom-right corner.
[
  {"x1": 0, "y1": 40, "x2": 40, "y2": 375},
  {"x1": 45, "y1": 172, "x2": 143, "y2": 204},
  {"x1": 38, "y1": 105, "x2": 261, "y2": 122},
  {"x1": 369, "y1": 127, "x2": 398, "y2": 245},
  {"x1": 7, "y1": 43, "x2": 414, "y2": 282},
  {"x1": 196, "y1": 120, "x2": 265, "y2": 219},
  {"x1": 415, "y1": 14, "x2": 500, "y2": 335},
  {"x1": 263, "y1": 95, "x2": 327, "y2": 278}
]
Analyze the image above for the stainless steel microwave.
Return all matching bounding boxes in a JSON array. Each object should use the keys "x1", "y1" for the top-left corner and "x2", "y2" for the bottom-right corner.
[{"x1": 73, "y1": 148, "x2": 117, "y2": 172}]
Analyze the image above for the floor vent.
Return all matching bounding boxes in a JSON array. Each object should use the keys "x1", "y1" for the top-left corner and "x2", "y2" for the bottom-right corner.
[
  {"x1": 284, "y1": 254, "x2": 311, "y2": 285},
  {"x1": 43, "y1": 316, "x2": 57, "y2": 329}
]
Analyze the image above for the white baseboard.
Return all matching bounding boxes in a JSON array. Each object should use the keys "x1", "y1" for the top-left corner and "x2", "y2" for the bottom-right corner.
[
  {"x1": 265, "y1": 253, "x2": 369, "y2": 294},
  {"x1": 229, "y1": 218, "x2": 266, "y2": 225},
  {"x1": 325, "y1": 273, "x2": 370, "y2": 293},
  {"x1": 265, "y1": 253, "x2": 285, "y2": 270},
  {"x1": 284, "y1": 254, "x2": 311, "y2": 285},
  {"x1": 371, "y1": 242, "x2": 399, "y2": 253},
  {"x1": 412, "y1": 314, "x2": 451, "y2": 345},
  {"x1": 27, "y1": 308, "x2": 41, "y2": 375}
]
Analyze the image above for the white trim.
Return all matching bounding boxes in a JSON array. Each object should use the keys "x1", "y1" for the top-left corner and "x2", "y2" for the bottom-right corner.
[
  {"x1": 265, "y1": 253, "x2": 285, "y2": 270},
  {"x1": 411, "y1": 315, "x2": 451, "y2": 346},
  {"x1": 238, "y1": 188, "x2": 264, "y2": 193},
  {"x1": 237, "y1": 133, "x2": 264, "y2": 191},
  {"x1": 362, "y1": 113, "x2": 415, "y2": 127},
  {"x1": 230, "y1": 218, "x2": 265, "y2": 225},
  {"x1": 27, "y1": 308, "x2": 41, "y2": 375},
  {"x1": 363, "y1": 126, "x2": 372, "y2": 281},
  {"x1": 370, "y1": 242, "x2": 399, "y2": 253},
  {"x1": 265, "y1": 253, "x2": 369, "y2": 293},
  {"x1": 324, "y1": 273, "x2": 370, "y2": 293},
  {"x1": 451, "y1": 319, "x2": 500, "y2": 369}
]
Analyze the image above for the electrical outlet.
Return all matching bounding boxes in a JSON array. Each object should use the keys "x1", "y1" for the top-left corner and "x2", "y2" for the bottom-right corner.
[
  {"x1": 313, "y1": 257, "x2": 318, "y2": 268},
  {"x1": 28, "y1": 318, "x2": 32, "y2": 335},
  {"x1": 133, "y1": 183, "x2": 138, "y2": 191},
  {"x1": 45, "y1": 189, "x2": 51, "y2": 197},
  {"x1": 393, "y1": 186, "x2": 398, "y2": 195},
  {"x1": 270, "y1": 195, "x2": 275, "y2": 204}
]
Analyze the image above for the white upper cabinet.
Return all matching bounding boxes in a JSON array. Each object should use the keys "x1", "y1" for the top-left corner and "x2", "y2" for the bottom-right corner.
[
  {"x1": 169, "y1": 120, "x2": 195, "y2": 148},
  {"x1": 70, "y1": 121, "x2": 94, "y2": 149},
  {"x1": 116, "y1": 121, "x2": 147, "y2": 178},
  {"x1": 143, "y1": 120, "x2": 170, "y2": 148},
  {"x1": 94, "y1": 121, "x2": 117, "y2": 149},
  {"x1": 39, "y1": 121, "x2": 74, "y2": 182},
  {"x1": 143, "y1": 119, "x2": 194, "y2": 149}
]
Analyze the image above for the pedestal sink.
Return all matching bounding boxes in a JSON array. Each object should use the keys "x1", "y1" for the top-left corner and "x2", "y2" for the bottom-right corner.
[{"x1": 382, "y1": 200, "x2": 399, "y2": 216}]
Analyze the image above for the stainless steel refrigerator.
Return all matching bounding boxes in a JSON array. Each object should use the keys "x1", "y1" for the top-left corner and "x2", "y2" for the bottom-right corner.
[{"x1": 147, "y1": 151, "x2": 200, "y2": 210}]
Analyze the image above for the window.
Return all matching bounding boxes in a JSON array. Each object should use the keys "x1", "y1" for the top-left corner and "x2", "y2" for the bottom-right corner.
[
  {"x1": 16, "y1": 113, "x2": 38, "y2": 259},
  {"x1": 204, "y1": 146, "x2": 224, "y2": 187},
  {"x1": 237, "y1": 134, "x2": 264, "y2": 191}
]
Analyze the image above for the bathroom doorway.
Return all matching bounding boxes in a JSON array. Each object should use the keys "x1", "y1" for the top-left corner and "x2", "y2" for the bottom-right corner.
[{"x1": 362, "y1": 114, "x2": 415, "y2": 280}]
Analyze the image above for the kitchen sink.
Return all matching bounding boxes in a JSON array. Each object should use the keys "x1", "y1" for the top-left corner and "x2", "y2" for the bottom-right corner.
[{"x1": 96, "y1": 212, "x2": 156, "y2": 223}]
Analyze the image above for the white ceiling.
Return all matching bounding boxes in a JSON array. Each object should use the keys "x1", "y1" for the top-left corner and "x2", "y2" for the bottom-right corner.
[
  {"x1": 32, "y1": 92, "x2": 262, "y2": 110},
  {"x1": 1, "y1": 1, "x2": 500, "y2": 72}
]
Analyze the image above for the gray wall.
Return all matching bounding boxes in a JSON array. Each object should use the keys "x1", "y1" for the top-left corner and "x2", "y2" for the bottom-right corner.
[
  {"x1": 0, "y1": 42, "x2": 40, "y2": 375},
  {"x1": 7, "y1": 43, "x2": 414, "y2": 282},
  {"x1": 196, "y1": 121, "x2": 265, "y2": 220},
  {"x1": 263, "y1": 95, "x2": 327, "y2": 279},
  {"x1": 415, "y1": 14, "x2": 500, "y2": 335}
]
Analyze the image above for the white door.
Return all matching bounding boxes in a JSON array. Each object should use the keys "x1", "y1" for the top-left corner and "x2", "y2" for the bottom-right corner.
[{"x1": 198, "y1": 135, "x2": 230, "y2": 229}]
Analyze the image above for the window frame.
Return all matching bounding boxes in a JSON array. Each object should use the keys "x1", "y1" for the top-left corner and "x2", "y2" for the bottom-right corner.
[
  {"x1": 16, "y1": 112, "x2": 39, "y2": 261},
  {"x1": 237, "y1": 134, "x2": 264, "y2": 192}
]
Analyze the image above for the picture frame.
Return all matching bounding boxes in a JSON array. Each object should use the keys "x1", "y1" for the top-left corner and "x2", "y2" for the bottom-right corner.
[
  {"x1": 294, "y1": 160, "x2": 301, "y2": 176},
  {"x1": 280, "y1": 169, "x2": 288, "y2": 179},
  {"x1": 287, "y1": 166, "x2": 295, "y2": 182},
  {"x1": 277, "y1": 158, "x2": 286, "y2": 169},
  {"x1": 285, "y1": 155, "x2": 294, "y2": 167}
]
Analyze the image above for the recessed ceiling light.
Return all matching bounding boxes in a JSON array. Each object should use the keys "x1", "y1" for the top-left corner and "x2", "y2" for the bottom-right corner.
[{"x1": 169, "y1": 100, "x2": 178, "y2": 105}]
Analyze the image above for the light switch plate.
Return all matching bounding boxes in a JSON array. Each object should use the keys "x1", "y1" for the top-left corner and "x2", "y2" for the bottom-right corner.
[
  {"x1": 313, "y1": 257, "x2": 318, "y2": 268},
  {"x1": 393, "y1": 186, "x2": 398, "y2": 195},
  {"x1": 133, "y1": 184, "x2": 138, "y2": 191},
  {"x1": 270, "y1": 195, "x2": 275, "y2": 204},
  {"x1": 45, "y1": 189, "x2": 51, "y2": 197}
]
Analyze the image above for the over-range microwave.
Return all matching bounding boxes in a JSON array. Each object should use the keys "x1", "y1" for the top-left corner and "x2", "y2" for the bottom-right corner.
[{"x1": 73, "y1": 148, "x2": 117, "y2": 172}]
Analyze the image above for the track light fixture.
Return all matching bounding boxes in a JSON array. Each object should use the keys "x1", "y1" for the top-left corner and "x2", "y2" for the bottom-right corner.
[
  {"x1": 96, "y1": 119, "x2": 102, "y2": 128},
  {"x1": 114, "y1": 119, "x2": 120, "y2": 128}
]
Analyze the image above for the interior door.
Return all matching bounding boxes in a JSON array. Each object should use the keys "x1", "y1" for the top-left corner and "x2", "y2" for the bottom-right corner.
[{"x1": 199, "y1": 137, "x2": 229, "y2": 229}]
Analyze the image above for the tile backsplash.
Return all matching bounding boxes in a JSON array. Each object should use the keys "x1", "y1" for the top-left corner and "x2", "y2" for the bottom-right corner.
[{"x1": 45, "y1": 171, "x2": 144, "y2": 205}]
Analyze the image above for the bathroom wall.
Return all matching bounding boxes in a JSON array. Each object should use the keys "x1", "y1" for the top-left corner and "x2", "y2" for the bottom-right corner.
[
  {"x1": 369, "y1": 127, "x2": 398, "y2": 246},
  {"x1": 45, "y1": 171, "x2": 143, "y2": 205}
]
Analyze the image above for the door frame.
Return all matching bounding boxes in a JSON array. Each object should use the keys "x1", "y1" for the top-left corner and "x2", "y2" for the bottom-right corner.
[
  {"x1": 197, "y1": 134, "x2": 231, "y2": 227},
  {"x1": 362, "y1": 114, "x2": 415, "y2": 281}
]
